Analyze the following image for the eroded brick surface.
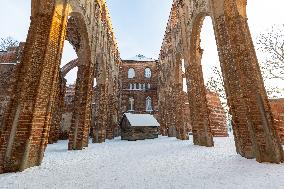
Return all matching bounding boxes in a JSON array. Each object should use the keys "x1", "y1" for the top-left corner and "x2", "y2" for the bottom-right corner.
[
  {"x1": 0, "y1": 1, "x2": 121, "y2": 173},
  {"x1": 182, "y1": 91, "x2": 228, "y2": 137},
  {"x1": 159, "y1": 0, "x2": 284, "y2": 162},
  {"x1": 270, "y1": 99, "x2": 284, "y2": 144},
  {"x1": 0, "y1": 0, "x2": 283, "y2": 174}
]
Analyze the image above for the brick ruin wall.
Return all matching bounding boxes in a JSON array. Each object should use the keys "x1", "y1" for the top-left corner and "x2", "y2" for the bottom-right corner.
[
  {"x1": 183, "y1": 91, "x2": 228, "y2": 137},
  {"x1": 47, "y1": 74, "x2": 66, "y2": 144},
  {"x1": 0, "y1": 64, "x2": 17, "y2": 130},
  {"x1": 0, "y1": 45, "x2": 23, "y2": 130},
  {"x1": 61, "y1": 85, "x2": 97, "y2": 140},
  {"x1": 206, "y1": 91, "x2": 228, "y2": 137},
  {"x1": 0, "y1": 49, "x2": 282, "y2": 142},
  {"x1": 0, "y1": 57, "x2": 229, "y2": 139},
  {"x1": 0, "y1": 45, "x2": 66, "y2": 143},
  {"x1": 269, "y1": 99, "x2": 284, "y2": 144},
  {"x1": 60, "y1": 84, "x2": 76, "y2": 140}
]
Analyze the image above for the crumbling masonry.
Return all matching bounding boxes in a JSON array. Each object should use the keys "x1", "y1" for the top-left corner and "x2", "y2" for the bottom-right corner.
[
  {"x1": 0, "y1": 0, "x2": 283, "y2": 174},
  {"x1": 0, "y1": 0, "x2": 120, "y2": 173},
  {"x1": 159, "y1": 0, "x2": 283, "y2": 163}
]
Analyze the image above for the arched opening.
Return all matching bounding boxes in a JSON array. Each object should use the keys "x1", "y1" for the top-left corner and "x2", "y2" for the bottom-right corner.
[
  {"x1": 182, "y1": 0, "x2": 284, "y2": 162},
  {"x1": 128, "y1": 68, "x2": 135, "y2": 78},
  {"x1": 0, "y1": 1, "x2": 95, "y2": 172},
  {"x1": 246, "y1": 0, "x2": 284, "y2": 147},
  {"x1": 144, "y1": 67, "x2": 152, "y2": 78},
  {"x1": 61, "y1": 41, "x2": 78, "y2": 84},
  {"x1": 146, "y1": 96, "x2": 153, "y2": 113},
  {"x1": 56, "y1": 41, "x2": 78, "y2": 144},
  {"x1": 47, "y1": 11, "x2": 93, "y2": 148},
  {"x1": 199, "y1": 17, "x2": 231, "y2": 137},
  {"x1": 185, "y1": 13, "x2": 215, "y2": 147},
  {"x1": 52, "y1": 10, "x2": 94, "y2": 146},
  {"x1": 128, "y1": 97, "x2": 135, "y2": 112},
  {"x1": 64, "y1": 12, "x2": 93, "y2": 151},
  {"x1": 182, "y1": 59, "x2": 187, "y2": 92}
]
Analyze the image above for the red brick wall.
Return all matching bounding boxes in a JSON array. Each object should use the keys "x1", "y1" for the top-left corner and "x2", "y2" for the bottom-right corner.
[
  {"x1": 269, "y1": 99, "x2": 284, "y2": 144},
  {"x1": 0, "y1": 64, "x2": 18, "y2": 130},
  {"x1": 183, "y1": 91, "x2": 228, "y2": 137},
  {"x1": 0, "y1": 43, "x2": 24, "y2": 129},
  {"x1": 206, "y1": 91, "x2": 228, "y2": 137},
  {"x1": 0, "y1": 44, "x2": 69, "y2": 142},
  {"x1": 120, "y1": 60, "x2": 159, "y2": 118}
]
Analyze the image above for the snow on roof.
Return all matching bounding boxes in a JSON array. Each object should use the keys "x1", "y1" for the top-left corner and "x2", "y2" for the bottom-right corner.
[
  {"x1": 124, "y1": 113, "x2": 160, "y2": 127},
  {"x1": 128, "y1": 54, "x2": 154, "y2": 61},
  {"x1": 0, "y1": 62, "x2": 17, "y2": 65}
]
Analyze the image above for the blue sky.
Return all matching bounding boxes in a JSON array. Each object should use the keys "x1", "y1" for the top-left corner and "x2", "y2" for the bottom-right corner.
[
  {"x1": 107, "y1": 0, "x2": 172, "y2": 59},
  {"x1": 0, "y1": 0, "x2": 284, "y2": 84}
]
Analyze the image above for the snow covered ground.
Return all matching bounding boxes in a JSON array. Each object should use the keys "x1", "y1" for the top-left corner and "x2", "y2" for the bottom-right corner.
[{"x1": 1, "y1": 135, "x2": 284, "y2": 189}]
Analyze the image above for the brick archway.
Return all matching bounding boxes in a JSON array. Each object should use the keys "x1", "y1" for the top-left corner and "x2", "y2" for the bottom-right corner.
[
  {"x1": 0, "y1": 0, "x2": 121, "y2": 173},
  {"x1": 61, "y1": 59, "x2": 78, "y2": 78},
  {"x1": 64, "y1": 12, "x2": 93, "y2": 151},
  {"x1": 159, "y1": 0, "x2": 284, "y2": 163}
]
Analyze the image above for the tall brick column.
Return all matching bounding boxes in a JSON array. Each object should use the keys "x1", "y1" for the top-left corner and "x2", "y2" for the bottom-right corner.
[
  {"x1": 212, "y1": 0, "x2": 284, "y2": 162},
  {"x1": 173, "y1": 84, "x2": 189, "y2": 140},
  {"x1": 68, "y1": 63, "x2": 94, "y2": 150},
  {"x1": 0, "y1": 2, "x2": 69, "y2": 173},
  {"x1": 157, "y1": 64, "x2": 168, "y2": 136},
  {"x1": 185, "y1": 46, "x2": 214, "y2": 147},
  {"x1": 167, "y1": 89, "x2": 177, "y2": 137},
  {"x1": 106, "y1": 94, "x2": 115, "y2": 140},
  {"x1": 93, "y1": 83, "x2": 108, "y2": 143},
  {"x1": 113, "y1": 76, "x2": 120, "y2": 138},
  {"x1": 172, "y1": 53, "x2": 189, "y2": 140},
  {"x1": 48, "y1": 69, "x2": 65, "y2": 144},
  {"x1": 159, "y1": 97, "x2": 168, "y2": 136},
  {"x1": 212, "y1": 14, "x2": 253, "y2": 157}
]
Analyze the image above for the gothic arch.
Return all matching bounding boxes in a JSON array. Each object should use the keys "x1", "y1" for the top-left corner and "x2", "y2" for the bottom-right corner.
[
  {"x1": 61, "y1": 59, "x2": 79, "y2": 78},
  {"x1": 0, "y1": 0, "x2": 121, "y2": 173},
  {"x1": 159, "y1": 0, "x2": 284, "y2": 163},
  {"x1": 64, "y1": 11, "x2": 94, "y2": 151}
]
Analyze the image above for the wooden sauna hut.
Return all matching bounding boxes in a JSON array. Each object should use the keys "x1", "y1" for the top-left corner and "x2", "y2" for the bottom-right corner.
[{"x1": 120, "y1": 113, "x2": 160, "y2": 141}]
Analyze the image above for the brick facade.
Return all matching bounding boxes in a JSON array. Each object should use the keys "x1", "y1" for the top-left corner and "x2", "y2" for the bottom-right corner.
[
  {"x1": 119, "y1": 59, "x2": 159, "y2": 117},
  {"x1": 119, "y1": 57, "x2": 228, "y2": 138}
]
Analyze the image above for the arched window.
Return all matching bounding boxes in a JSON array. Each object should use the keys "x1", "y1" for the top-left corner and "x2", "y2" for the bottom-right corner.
[
  {"x1": 128, "y1": 68, "x2": 135, "y2": 79},
  {"x1": 129, "y1": 97, "x2": 134, "y2": 111},
  {"x1": 144, "y1": 68, "x2": 151, "y2": 78},
  {"x1": 146, "y1": 96, "x2": 153, "y2": 112}
]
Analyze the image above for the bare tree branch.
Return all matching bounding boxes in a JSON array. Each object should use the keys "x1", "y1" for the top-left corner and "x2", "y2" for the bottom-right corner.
[
  {"x1": 257, "y1": 24, "x2": 284, "y2": 81},
  {"x1": 0, "y1": 37, "x2": 19, "y2": 51}
]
